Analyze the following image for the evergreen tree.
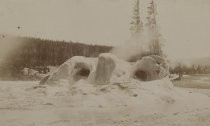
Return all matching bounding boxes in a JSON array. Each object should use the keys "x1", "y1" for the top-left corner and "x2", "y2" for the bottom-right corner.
[
  {"x1": 130, "y1": 0, "x2": 143, "y2": 34},
  {"x1": 146, "y1": 0, "x2": 163, "y2": 56}
]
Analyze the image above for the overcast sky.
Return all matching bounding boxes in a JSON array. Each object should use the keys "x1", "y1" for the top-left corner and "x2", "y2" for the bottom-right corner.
[{"x1": 0, "y1": 0, "x2": 210, "y2": 60}]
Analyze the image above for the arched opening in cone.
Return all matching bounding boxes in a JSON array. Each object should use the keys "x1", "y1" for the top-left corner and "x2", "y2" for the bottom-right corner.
[
  {"x1": 73, "y1": 68, "x2": 90, "y2": 81},
  {"x1": 134, "y1": 70, "x2": 147, "y2": 81}
]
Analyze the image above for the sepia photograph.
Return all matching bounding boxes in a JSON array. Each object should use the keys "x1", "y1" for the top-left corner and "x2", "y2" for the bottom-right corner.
[{"x1": 0, "y1": 0, "x2": 210, "y2": 125}]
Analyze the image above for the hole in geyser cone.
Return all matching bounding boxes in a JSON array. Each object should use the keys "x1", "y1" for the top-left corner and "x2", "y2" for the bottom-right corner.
[
  {"x1": 73, "y1": 68, "x2": 90, "y2": 81},
  {"x1": 134, "y1": 70, "x2": 147, "y2": 81}
]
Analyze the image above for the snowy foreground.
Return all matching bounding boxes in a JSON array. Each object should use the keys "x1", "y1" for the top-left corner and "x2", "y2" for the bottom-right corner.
[{"x1": 0, "y1": 79, "x2": 210, "y2": 126}]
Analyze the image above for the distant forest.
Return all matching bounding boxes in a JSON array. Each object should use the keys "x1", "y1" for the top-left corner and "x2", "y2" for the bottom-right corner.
[
  {"x1": 0, "y1": 36, "x2": 112, "y2": 78},
  {"x1": 170, "y1": 64, "x2": 210, "y2": 75}
]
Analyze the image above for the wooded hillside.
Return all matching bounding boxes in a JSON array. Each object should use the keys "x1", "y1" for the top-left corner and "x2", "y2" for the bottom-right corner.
[{"x1": 0, "y1": 35, "x2": 112, "y2": 79}]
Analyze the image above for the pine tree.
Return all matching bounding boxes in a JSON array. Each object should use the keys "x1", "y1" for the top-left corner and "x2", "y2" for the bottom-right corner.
[
  {"x1": 146, "y1": 0, "x2": 163, "y2": 56},
  {"x1": 130, "y1": 0, "x2": 143, "y2": 34},
  {"x1": 146, "y1": 0, "x2": 157, "y2": 31}
]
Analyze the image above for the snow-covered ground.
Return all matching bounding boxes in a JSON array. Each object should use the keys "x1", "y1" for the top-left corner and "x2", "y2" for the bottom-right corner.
[{"x1": 0, "y1": 78, "x2": 210, "y2": 126}]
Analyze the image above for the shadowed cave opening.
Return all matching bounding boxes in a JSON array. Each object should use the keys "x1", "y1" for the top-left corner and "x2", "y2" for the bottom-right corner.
[
  {"x1": 73, "y1": 68, "x2": 90, "y2": 81},
  {"x1": 134, "y1": 70, "x2": 147, "y2": 81}
]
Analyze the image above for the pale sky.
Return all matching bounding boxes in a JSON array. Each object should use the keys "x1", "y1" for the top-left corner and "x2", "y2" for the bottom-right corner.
[{"x1": 0, "y1": 0, "x2": 210, "y2": 60}]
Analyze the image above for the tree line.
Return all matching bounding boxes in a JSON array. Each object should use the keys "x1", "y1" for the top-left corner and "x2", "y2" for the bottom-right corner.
[
  {"x1": 0, "y1": 36, "x2": 112, "y2": 79},
  {"x1": 170, "y1": 64, "x2": 210, "y2": 75}
]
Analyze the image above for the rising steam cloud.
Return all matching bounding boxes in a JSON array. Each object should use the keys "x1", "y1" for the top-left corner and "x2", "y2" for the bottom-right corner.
[
  {"x1": 111, "y1": 29, "x2": 155, "y2": 61},
  {"x1": 0, "y1": 35, "x2": 24, "y2": 65}
]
